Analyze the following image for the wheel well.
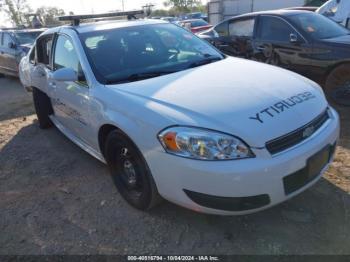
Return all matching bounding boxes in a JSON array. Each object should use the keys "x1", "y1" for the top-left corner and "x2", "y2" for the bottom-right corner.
[
  {"x1": 98, "y1": 124, "x2": 119, "y2": 157},
  {"x1": 326, "y1": 62, "x2": 350, "y2": 80}
]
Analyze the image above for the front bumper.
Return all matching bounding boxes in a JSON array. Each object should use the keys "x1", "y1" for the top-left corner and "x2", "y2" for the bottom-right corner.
[{"x1": 146, "y1": 107, "x2": 340, "y2": 215}]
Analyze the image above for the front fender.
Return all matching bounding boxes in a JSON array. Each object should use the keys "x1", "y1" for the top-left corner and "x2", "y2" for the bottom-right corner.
[{"x1": 90, "y1": 86, "x2": 174, "y2": 157}]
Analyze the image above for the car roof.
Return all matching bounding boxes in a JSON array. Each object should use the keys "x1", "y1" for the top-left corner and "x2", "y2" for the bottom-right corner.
[
  {"x1": 231, "y1": 9, "x2": 313, "y2": 19},
  {"x1": 41, "y1": 19, "x2": 168, "y2": 35}
]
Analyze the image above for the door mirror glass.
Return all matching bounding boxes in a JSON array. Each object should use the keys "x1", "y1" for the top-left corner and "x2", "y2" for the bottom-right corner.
[
  {"x1": 290, "y1": 33, "x2": 299, "y2": 43},
  {"x1": 51, "y1": 68, "x2": 78, "y2": 82}
]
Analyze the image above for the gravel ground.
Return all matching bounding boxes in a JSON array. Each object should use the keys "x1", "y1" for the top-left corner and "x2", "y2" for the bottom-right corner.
[{"x1": 0, "y1": 77, "x2": 349, "y2": 255}]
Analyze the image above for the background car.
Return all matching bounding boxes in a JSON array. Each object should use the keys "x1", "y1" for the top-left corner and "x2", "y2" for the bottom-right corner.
[
  {"x1": 179, "y1": 19, "x2": 212, "y2": 34},
  {"x1": 186, "y1": 12, "x2": 208, "y2": 21},
  {"x1": 284, "y1": 6, "x2": 318, "y2": 12},
  {"x1": 0, "y1": 28, "x2": 44, "y2": 77},
  {"x1": 160, "y1": 17, "x2": 179, "y2": 23},
  {"x1": 316, "y1": 0, "x2": 350, "y2": 29},
  {"x1": 199, "y1": 10, "x2": 350, "y2": 106}
]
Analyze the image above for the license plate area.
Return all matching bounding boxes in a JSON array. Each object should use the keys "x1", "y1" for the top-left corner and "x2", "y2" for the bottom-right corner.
[
  {"x1": 283, "y1": 145, "x2": 334, "y2": 195},
  {"x1": 308, "y1": 146, "x2": 331, "y2": 179}
]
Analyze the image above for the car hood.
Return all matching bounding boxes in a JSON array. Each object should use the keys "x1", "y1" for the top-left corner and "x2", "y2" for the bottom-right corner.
[{"x1": 108, "y1": 57, "x2": 328, "y2": 147}]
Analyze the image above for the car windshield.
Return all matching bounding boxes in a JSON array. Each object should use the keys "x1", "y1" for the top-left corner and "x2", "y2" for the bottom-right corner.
[
  {"x1": 289, "y1": 13, "x2": 349, "y2": 40},
  {"x1": 80, "y1": 23, "x2": 223, "y2": 84},
  {"x1": 14, "y1": 31, "x2": 43, "y2": 45}
]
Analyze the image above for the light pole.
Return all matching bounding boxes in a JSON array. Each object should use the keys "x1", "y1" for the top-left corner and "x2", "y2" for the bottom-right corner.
[
  {"x1": 251, "y1": 0, "x2": 254, "y2": 12},
  {"x1": 121, "y1": 0, "x2": 125, "y2": 11}
]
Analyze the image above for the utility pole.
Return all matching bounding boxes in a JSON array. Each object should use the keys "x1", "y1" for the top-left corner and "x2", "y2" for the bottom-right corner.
[
  {"x1": 142, "y1": 3, "x2": 154, "y2": 16},
  {"x1": 121, "y1": 0, "x2": 125, "y2": 11}
]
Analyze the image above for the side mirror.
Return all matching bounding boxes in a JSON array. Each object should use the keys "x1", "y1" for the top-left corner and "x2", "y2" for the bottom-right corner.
[
  {"x1": 8, "y1": 42, "x2": 16, "y2": 49},
  {"x1": 51, "y1": 68, "x2": 78, "y2": 82},
  {"x1": 290, "y1": 33, "x2": 300, "y2": 44}
]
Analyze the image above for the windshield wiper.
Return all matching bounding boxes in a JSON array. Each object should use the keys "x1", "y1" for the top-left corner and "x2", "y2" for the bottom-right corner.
[
  {"x1": 106, "y1": 70, "x2": 178, "y2": 84},
  {"x1": 187, "y1": 56, "x2": 223, "y2": 69}
]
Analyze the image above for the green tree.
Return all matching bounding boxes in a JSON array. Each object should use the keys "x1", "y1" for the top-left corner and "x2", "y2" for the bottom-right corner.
[
  {"x1": 164, "y1": 0, "x2": 203, "y2": 13},
  {"x1": 151, "y1": 9, "x2": 170, "y2": 17},
  {"x1": 3, "y1": 0, "x2": 32, "y2": 26},
  {"x1": 36, "y1": 6, "x2": 65, "y2": 26}
]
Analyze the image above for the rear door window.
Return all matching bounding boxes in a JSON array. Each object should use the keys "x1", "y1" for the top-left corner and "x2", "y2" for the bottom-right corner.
[
  {"x1": 3, "y1": 33, "x2": 13, "y2": 48},
  {"x1": 229, "y1": 19, "x2": 255, "y2": 37}
]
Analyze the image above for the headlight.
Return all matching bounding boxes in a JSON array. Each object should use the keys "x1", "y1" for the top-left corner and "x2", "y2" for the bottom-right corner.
[{"x1": 158, "y1": 127, "x2": 254, "y2": 161}]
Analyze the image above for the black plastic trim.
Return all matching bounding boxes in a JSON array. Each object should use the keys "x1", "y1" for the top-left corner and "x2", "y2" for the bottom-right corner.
[
  {"x1": 266, "y1": 109, "x2": 330, "y2": 155},
  {"x1": 283, "y1": 144, "x2": 336, "y2": 195},
  {"x1": 184, "y1": 190, "x2": 270, "y2": 212}
]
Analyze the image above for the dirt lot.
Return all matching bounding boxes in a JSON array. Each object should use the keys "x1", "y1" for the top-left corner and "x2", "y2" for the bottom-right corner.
[{"x1": 0, "y1": 77, "x2": 349, "y2": 255}]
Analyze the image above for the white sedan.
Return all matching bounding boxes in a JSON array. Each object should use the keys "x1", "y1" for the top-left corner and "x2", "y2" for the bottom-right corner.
[{"x1": 20, "y1": 18, "x2": 339, "y2": 215}]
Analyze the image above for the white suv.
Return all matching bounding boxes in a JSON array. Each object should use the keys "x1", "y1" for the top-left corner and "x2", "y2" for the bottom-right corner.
[{"x1": 19, "y1": 17, "x2": 340, "y2": 215}]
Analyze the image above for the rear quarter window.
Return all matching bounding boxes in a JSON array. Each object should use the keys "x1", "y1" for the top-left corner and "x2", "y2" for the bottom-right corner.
[
  {"x1": 215, "y1": 21, "x2": 229, "y2": 37},
  {"x1": 229, "y1": 19, "x2": 255, "y2": 37}
]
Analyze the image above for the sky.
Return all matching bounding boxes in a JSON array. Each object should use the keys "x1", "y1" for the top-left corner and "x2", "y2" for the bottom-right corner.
[{"x1": 1, "y1": 0, "x2": 208, "y2": 26}]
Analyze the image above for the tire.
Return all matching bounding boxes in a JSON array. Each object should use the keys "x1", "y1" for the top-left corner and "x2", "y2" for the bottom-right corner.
[
  {"x1": 325, "y1": 64, "x2": 350, "y2": 106},
  {"x1": 267, "y1": 52, "x2": 280, "y2": 66},
  {"x1": 105, "y1": 130, "x2": 162, "y2": 210},
  {"x1": 32, "y1": 87, "x2": 54, "y2": 129}
]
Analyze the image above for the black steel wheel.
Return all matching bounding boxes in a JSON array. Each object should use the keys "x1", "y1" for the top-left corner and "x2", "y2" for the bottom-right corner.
[
  {"x1": 32, "y1": 87, "x2": 54, "y2": 129},
  {"x1": 104, "y1": 130, "x2": 162, "y2": 210}
]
